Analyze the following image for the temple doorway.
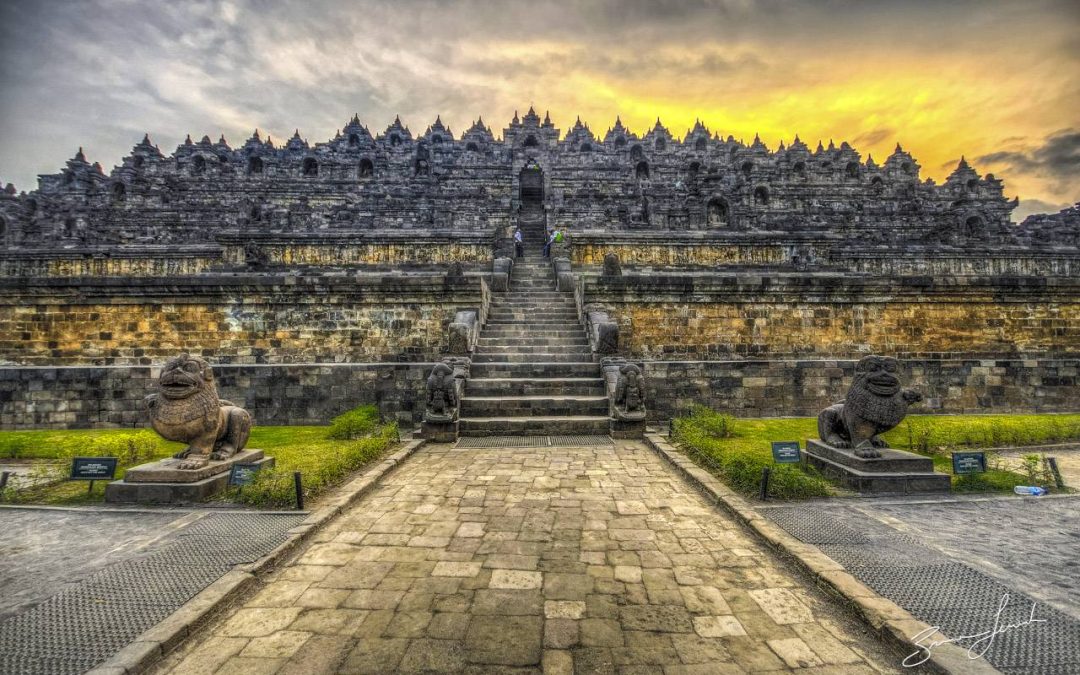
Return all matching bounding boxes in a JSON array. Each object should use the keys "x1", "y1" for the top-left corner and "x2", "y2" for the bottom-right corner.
[{"x1": 519, "y1": 164, "x2": 544, "y2": 207}]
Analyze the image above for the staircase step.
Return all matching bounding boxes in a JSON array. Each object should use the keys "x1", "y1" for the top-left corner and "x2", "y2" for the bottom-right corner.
[
  {"x1": 460, "y1": 396, "x2": 609, "y2": 417},
  {"x1": 492, "y1": 294, "x2": 570, "y2": 300},
  {"x1": 467, "y1": 377, "x2": 605, "y2": 397},
  {"x1": 473, "y1": 352, "x2": 594, "y2": 363},
  {"x1": 476, "y1": 336, "x2": 589, "y2": 347},
  {"x1": 484, "y1": 321, "x2": 581, "y2": 328},
  {"x1": 470, "y1": 362, "x2": 602, "y2": 378},
  {"x1": 475, "y1": 344, "x2": 591, "y2": 354},
  {"x1": 459, "y1": 416, "x2": 611, "y2": 436},
  {"x1": 488, "y1": 307, "x2": 578, "y2": 314},
  {"x1": 482, "y1": 325, "x2": 583, "y2": 333},
  {"x1": 487, "y1": 313, "x2": 580, "y2": 321}
]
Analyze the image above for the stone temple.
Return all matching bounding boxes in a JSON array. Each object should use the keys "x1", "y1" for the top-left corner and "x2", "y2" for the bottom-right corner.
[{"x1": 0, "y1": 107, "x2": 1077, "y2": 433}]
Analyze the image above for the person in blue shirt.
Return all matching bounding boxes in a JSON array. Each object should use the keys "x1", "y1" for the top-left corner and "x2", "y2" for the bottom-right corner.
[{"x1": 514, "y1": 227, "x2": 524, "y2": 258}]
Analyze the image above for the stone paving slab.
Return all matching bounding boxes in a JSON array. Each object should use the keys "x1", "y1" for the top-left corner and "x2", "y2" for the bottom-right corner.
[{"x1": 155, "y1": 442, "x2": 906, "y2": 674}]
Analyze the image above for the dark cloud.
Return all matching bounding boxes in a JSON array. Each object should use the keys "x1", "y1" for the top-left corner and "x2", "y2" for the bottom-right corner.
[
  {"x1": 854, "y1": 128, "x2": 894, "y2": 148},
  {"x1": 1012, "y1": 198, "x2": 1074, "y2": 223},
  {"x1": 977, "y1": 129, "x2": 1080, "y2": 191}
]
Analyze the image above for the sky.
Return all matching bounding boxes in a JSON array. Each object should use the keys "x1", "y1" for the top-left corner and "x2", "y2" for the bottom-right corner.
[{"x1": 0, "y1": 0, "x2": 1077, "y2": 221}]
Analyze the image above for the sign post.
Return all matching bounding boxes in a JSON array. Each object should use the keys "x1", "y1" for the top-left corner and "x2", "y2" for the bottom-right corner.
[
  {"x1": 228, "y1": 462, "x2": 264, "y2": 490},
  {"x1": 70, "y1": 457, "x2": 119, "y2": 494},
  {"x1": 951, "y1": 451, "x2": 987, "y2": 475},
  {"x1": 761, "y1": 442, "x2": 802, "y2": 500},
  {"x1": 771, "y1": 441, "x2": 802, "y2": 464}
]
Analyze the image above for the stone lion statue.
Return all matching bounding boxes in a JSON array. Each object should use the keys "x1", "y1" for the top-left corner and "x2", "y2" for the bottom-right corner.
[
  {"x1": 614, "y1": 363, "x2": 646, "y2": 420},
  {"x1": 425, "y1": 362, "x2": 458, "y2": 422},
  {"x1": 146, "y1": 353, "x2": 252, "y2": 469},
  {"x1": 817, "y1": 355, "x2": 922, "y2": 458}
]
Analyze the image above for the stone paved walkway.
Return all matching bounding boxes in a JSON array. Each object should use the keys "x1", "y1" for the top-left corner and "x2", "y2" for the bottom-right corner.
[{"x1": 156, "y1": 442, "x2": 903, "y2": 674}]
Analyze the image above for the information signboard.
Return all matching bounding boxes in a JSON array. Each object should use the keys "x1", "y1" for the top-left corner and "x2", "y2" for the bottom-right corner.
[
  {"x1": 771, "y1": 441, "x2": 802, "y2": 464},
  {"x1": 952, "y1": 451, "x2": 987, "y2": 475},
  {"x1": 70, "y1": 457, "x2": 118, "y2": 481},
  {"x1": 229, "y1": 462, "x2": 264, "y2": 487}
]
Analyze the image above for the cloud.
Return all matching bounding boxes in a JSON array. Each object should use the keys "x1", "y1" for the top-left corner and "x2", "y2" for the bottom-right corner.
[
  {"x1": 1012, "y1": 198, "x2": 1075, "y2": 223},
  {"x1": 977, "y1": 129, "x2": 1080, "y2": 194},
  {"x1": 0, "y1": 0, "x2": 1077, "y2": 206}
]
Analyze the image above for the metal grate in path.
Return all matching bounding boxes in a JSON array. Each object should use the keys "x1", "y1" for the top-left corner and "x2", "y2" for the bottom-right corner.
[
  {"x1": 763, "y1": 506, "x2": 1080, "y2": 673},
  {"x1": 0, "y1": 512, "x2": 305, "y2": 675}
]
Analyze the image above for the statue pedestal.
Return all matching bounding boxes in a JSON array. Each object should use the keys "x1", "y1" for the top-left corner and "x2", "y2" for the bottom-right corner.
[
  {"x1": 804, "y1": 440, "x2": 950, "y2": 494},
  {"x1": 610, "y1": 417, "x2": 645, "y2": 439},
  {"x1": 105, "y1": 449, "x2": 274, "y2": 504},
  {"x1": 422, "y1": 420, "x2": 459, "y2": 443}
]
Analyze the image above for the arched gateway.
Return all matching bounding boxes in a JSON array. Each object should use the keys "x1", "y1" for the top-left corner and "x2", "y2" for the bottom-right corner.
[{"x1": 519, "y1": 163, "x2": 544, "y2": 207}]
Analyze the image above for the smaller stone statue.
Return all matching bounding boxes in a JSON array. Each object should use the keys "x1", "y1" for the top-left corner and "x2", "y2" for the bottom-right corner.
[
  {"x1": 243, "y1": 240, "x2": 268, "y2": 268},
  {"x1": 817, "y1": 355, "x2": 922, "y2": 458},
  {"x1": 602, "y1": 252, "x2": 622, "y2": 277},
  {"x1": 425, "y1": 362, "x2": 458, "y2": 422},
  {"x1": 146, "y1": 354, "x2": 252, "y2": 469},
  {"x1": 613, "y1": 363, "x2": 646, "y2": 420}
]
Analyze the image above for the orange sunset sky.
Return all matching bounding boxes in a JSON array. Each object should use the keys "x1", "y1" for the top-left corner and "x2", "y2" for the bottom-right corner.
[{"x1": 1, "y1": 0, "x2": 1077, "y2": 220}]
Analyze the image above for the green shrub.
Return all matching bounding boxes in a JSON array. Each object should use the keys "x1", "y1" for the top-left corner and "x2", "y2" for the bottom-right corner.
[
  {"x1": 235, "y1": 422, "x2": 398, "y2": 507},
  {"x1": 327, "y1": 405, "x2": 381, "y2": 440},
  {"x1": 687, "y1": 405, "x2": 736, "y2": 439},
  {"x1": 888, "y1": 414, "x2": 1080, "y2": 453},
  {"x1": 0, "y1": 428, "x2": 174, "y2": 461},
  {"x1": 672, "y1": 408, "x2": 830, "y2": 499},
  {"x1": 1, "y1": 429, "x2": 173, "y2": 504}
]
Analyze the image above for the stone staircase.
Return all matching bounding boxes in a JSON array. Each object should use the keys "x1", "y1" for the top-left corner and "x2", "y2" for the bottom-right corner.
[{"x1": 459, "y1": 236, "x2": 608, "y2": 436}]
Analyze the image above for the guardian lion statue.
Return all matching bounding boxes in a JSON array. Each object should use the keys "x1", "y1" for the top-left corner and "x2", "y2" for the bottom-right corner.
[
  {"x1": 146, "y1": 354, "x2": 252, "y2": 469},
  {"x1": 614, "y1": 363, "x2": 646, "y2": 420},
  {"x1": 817, "y1": 355, "x2": 922, "y2": 458},
  {"x1": 425, "y1": 362, "x2": 458, "y2": 422}
]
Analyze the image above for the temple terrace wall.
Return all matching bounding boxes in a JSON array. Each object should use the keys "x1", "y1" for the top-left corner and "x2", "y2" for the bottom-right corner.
[
  {"x1": 584, "y1": 273, "x2": 1080, "y2": 360},
  {"x1": 641, "y1": 358, "x2": 1078, "y2": 421},
  {"x1": 0, "y1": 362, "x2": 431, "y2": 428},
  {"x1": 0, "y1": 232, "x2": 494, "y2": 278},
  {"x1": 1, "y1": 358, "x2": 1075, "y2": 430},
  {"x1": 569, "y1": 234, "x2": 1080, "y2": 277},
  {"x1": 0, "y1": 274, "x2": 482, "y2": 365}
]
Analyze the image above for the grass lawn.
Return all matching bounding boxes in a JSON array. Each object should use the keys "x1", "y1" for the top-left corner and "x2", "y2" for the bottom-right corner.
[
  {"x1": 672, "y1": 409, "x2": 1080, "y2": 500},
  {"x1": 0, "y1": 406, "x2": 399, "y2": 508}
]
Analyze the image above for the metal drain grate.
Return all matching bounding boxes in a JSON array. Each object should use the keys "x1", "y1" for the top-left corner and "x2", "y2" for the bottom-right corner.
[
  {"x1": 856, "y1": 564, "x2": 1080, "y2": 672},
  {"x1": 455, "y1": 435, "x2": 614, "y2": 448},
  {"x1": 760, "y1": 506, "x2": 870, "y2": 545},
  {"x1": 0, "y1": 512, "x2": 305, "y2": 675},
  {"x1": 763, "y1": 507, "x2": 1080, "y2": 673}
]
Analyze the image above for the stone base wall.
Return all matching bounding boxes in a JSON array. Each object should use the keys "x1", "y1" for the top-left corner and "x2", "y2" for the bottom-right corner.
[
  {"x1": 0, "y1": 274, "x2": 481, "y2": 365},
  {"x1": 3, "y1": 358, "x2": 1075, "y2": 430},
  {"x1": 569, "y1": 233, "x2": 1080, "y2": 276},
  {"x1": 643, "y1": 358, "x2": 1078, "y2": 420},
  {"x1": 586, "y1": 274, "x2": 1080, "y2": 360},
  {"x1": 572, "y1": 241, "x2": 793, "y2": 267},
  {"x1": 218, "y1": 231, "x2": 495, "y2": 267},
  {"x1": 0, "y1": 249, "x2": 222, "y2": 278},
  {"x1": 0, "y1": 363, "x2": 433, "y2": 429}
]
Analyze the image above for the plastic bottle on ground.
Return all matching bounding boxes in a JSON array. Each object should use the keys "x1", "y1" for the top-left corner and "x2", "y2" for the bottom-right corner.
[{"x1": 1013, "y1": 486, "x2": 1048, "y2": 496}]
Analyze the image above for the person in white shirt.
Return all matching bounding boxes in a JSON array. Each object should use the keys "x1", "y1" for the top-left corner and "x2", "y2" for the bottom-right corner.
[{"x1": 514, "y1": 227, "x2": 524, "y2": 258}]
